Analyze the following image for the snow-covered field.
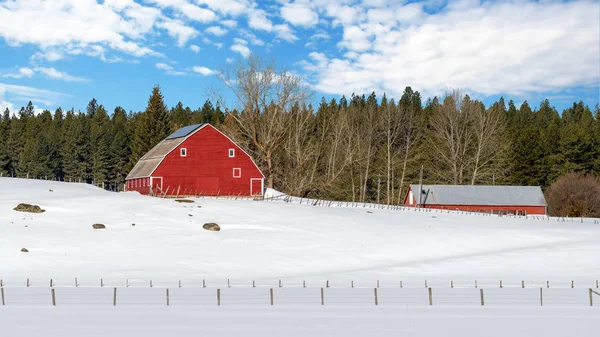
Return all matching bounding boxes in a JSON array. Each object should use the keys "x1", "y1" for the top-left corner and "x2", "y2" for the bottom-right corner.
[{"x1": 1, "y1": 178, "x2": 599, "y2": 336}]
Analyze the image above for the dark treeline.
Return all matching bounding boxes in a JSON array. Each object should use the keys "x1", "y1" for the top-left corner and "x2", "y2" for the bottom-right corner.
[
  {"x1": 0, "y1": 84, "x2": 598, "y2": 204},
  {"x1": 0, "y1": 86, "x2": 224, "y2": 190}
]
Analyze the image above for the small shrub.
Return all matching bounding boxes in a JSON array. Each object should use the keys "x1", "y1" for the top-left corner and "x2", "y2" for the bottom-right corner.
[{"x1": 545, "y1": 173, "x2": 600, "y2": 218}]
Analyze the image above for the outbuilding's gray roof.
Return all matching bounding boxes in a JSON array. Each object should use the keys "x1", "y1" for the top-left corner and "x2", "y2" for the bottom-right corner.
[
  {"x1": 126, "y1": 124, "x2": 207, "y2": 179},
  {"x1": 409, "y1": 184, "x2": 547, "y2": 206}
]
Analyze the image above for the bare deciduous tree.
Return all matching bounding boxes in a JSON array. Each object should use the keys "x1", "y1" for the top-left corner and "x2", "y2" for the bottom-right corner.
[{"x1": 214, "y1": 55, "x2": 311, "y2": 188}]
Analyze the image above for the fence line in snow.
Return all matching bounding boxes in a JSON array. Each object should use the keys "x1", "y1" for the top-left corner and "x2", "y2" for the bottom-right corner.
[
  {"x1": 262, "y1": 193, "x2": 600, "y2": 224},
  {"x1": 0, "y1": 285, "x2": 598, "y2": 308},
  {"x1": 2, "y1": 278, "x2": 598, "y2": 290},
  {"x1": 2, "y1": 174, "x2": 598, "y2": 224}
]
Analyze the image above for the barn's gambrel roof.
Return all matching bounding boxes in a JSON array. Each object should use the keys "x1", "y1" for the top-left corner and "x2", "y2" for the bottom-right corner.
[
  {"x1": 126, "y1": 124, "x2": 206, "y2": 179},
  {"x1": 409, "y1": 184, "x2": 547, "y2": 207},
  {"x1": 126, "y1": 123, "x2": 264, "y2": 180}
]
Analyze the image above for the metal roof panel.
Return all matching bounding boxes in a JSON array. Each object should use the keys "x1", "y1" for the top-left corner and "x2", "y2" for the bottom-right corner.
[{"x1": 409, "y1": 184, "x2": 547, "y2": 206}]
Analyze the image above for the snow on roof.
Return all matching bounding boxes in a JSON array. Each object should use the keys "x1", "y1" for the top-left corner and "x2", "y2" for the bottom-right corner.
[
  {"x1": 126, "y1": 124, "x2": 207, "y2": 179},
  {"x1": 408, "y1": 184, "x2": 547, "y2": 206}
]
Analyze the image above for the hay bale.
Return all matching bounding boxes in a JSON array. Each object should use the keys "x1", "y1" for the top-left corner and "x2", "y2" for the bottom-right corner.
[
  {"x1": 203, "y1": 223, "x2": 220, "y2": 231},
  {"x1": 14, "y1": 203, "x2": 45, "y2": 213},
  {"x1": 92, "y1": 224, "x2": 106, "y2": 229},
  {"x1": 175, "y1": 199, "x2": 194, "y2": 203},
  {"x1": 21, "y1": 248, "x2": 29, "y2": 253}
]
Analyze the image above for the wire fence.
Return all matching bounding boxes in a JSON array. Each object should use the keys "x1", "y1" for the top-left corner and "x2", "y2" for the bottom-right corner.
[
  {"x1": 262, "y1": 193, "x2": 600, "y2": 224},
  {"x1": 2, "y1": 174, "x2": 599, "y2": 224},
  {"x1": 1, "y1": 285, "x2": 599, "y2": 308}
]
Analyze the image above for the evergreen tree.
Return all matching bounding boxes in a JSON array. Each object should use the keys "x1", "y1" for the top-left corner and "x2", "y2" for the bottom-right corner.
[
  {"x1": 90, "y1": 105, "x2": 111, "y2": 183},
  {"x1": 86, "y1": 98, "x2": 98, "y2": 118},
  {"x1": 109, "y1": 106, "x2": 131, "y2": 187},
  {"x1": 130, "y1": 85, "x2": 171, "y2": 167}
]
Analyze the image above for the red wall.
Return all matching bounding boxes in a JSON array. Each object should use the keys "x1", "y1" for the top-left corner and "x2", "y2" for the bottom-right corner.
[
  {"x1": 409, "y1": 204, "x2": 546, "y2": 215},
  {"x1": 128, "y1": 125, "x2": 264, "y2": 196}
]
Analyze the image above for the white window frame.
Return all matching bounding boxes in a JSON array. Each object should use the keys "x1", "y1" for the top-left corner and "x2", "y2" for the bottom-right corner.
[
  {"x1": 180, "y1": 148, "x2": 187, "y2": 157},
  {"x1": 233, "y1": 168, "x2": 241, "y2": 178},
  {"x1": 229, "y1": 148, "x2": 235, "y2": 157}
]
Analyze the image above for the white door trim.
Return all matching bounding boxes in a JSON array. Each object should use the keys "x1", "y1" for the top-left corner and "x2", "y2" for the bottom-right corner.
[{"x1": 250, "y1": 178, "x2": 263, "y2": 196}]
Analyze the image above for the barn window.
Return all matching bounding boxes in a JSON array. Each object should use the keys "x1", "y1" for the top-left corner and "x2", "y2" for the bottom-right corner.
[
  {"x1": 180, "y1": 148, "x2": 187, "y2": 157},
  {"x1": 229, "y1": 149, "x2": 235, "y2": 157},
  {"x1": 233, "y1": 168, "x2": 241, "y2": 178}
]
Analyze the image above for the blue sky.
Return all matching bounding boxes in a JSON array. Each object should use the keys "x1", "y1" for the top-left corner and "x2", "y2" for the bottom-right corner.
[{"x1": 0, "y1": 0, "x2": 598, "y2": 115}]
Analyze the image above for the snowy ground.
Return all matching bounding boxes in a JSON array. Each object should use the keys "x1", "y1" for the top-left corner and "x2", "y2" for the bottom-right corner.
[{"x1": 1, "y1": 178, "x2": 599, "y2": 336}]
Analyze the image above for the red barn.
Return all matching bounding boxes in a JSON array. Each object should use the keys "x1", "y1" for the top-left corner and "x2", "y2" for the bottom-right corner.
[
  {"x1": 126, "y1": 123, "x2": 264, "y2": 197},
  {"x1": 404, "y1": 184, "x2": 547, "y2": 215}
]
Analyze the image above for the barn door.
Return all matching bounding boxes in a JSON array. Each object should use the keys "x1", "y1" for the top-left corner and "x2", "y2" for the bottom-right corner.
[
  {"x1": 250, "y1": 178, "x2": 263, "y2": 196},
  {"x1": 151, "y1": 177, "x2": 163, "y2": 194}
]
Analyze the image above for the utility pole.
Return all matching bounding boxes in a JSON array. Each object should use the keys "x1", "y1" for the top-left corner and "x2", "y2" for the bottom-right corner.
[{"x1": 418, "y1": 165, "x2": 424, "y2": 208}]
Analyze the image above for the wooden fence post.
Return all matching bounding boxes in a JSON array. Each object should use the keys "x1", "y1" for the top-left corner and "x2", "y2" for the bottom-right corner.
[
  {"x1": 75, "y1": 278, "x2": 78, "y2": 287},
  {"x1": 351, "y1": 280, "x2": 354, "y2": 288},
  {"x1": 270, "y1": 288, "x2": 274, "y2": 306},
  {"x1": 113, "y1": 288, "x2": 117, "y2": 306},
  {"x1": 228, "y1": 279, "x2": 230, "y2": 288},
  {"x1": 428, "y1": 288, "x2": 433, "y2": 306},
  {"x1": 252, "y1": 280, "x2": 255, "y2": 288},
  {"x1": 150, "y1": 280, "x2": 153, "y2": 288},
  {"x1": 217, "y1": 289, "x2": 221, "y2": 306},
  {"x1": 571, "y1": 280, "x2": 574, "y2": 288},
  {"x1": 522, "y1": 280, "x2": 525, "y2": 288},
  {"x1": 1, "y1": 287, "x2": 4, "y2": 306},
  {"x1": 475, "y1": 280, "x2": 478, "y2": 288},
  {"x1": 425, "y1": 279, "x2": 428, "y2": 288},
  {"x1": 451, "y1": 280, "x2": 454, "y2": 288},
  {"x1": 374, "y1": 288, "x2": 378, "y2": 306},
  {"x1": 203, "y1": 279, "x2": 206, "y2": 288},
  {"x1": 50, "y1": 279, "x2": 53, "y2": 288},
  {"x1": 547, "y1": 281, "x2": 549, "y2": 288},
  {"x1": 377, "y1": 280, "x2": 380, "y2": 288},
  {"x1": 166, "y1": 289, "x2": 170, "y2": 306},
  {"x1": 101, "y1": 279, "x2": 104, "y2": 287},
  {"x1": 279, "y1": 279, "x2": 282, "y2": 288},
  {"x1": 500, "y1": 280, "x2": 503, "y2": 288},
  {"x1": 27, "y1": 278, "x2": 30, "y2": 287},
  {"x1": 51, "y1": 288, "x2": 56, "y2": 306},
  {"x1": 321, "y1": 288, "x2": 324, "y2": 305},
  {"x1": 179, "y1": 280, "x2": 182, "y2": 288},
  {"x1": 540, "y1": 287, "x2": 543, "y2": 306},
  {"x1": 480, "y1": 289, "x2": 484, "y2": 306},
  {"x1": 590, "y1": 289, "x2": 594, "y2": 306},
  {"x1": 326, "y1": 280, "x2": 329, "y2": 288},
  {"x1": 303, "y1": 280, "x2": 306, "y2": 288}
]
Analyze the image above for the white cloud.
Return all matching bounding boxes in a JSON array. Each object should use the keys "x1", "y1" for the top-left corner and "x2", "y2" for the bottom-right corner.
[
  {"x1": 189, "y1": 44, "x2": 201, "y2": 53},
  {"x1": 195, "y1": 0, "x2": 248, "y2": 16},
  {"x1": 247, "y1": 8, "x2": 273, "y2": 31},
  {"x1": 240, "y1": 30, "x2": 265, "y2": 46},
  {"x1": 221, "y1": 20, "x2": 238, "y2": 28},
  {"x1": 300, "y1": 0, "x2": 600, "y2": 99},
  {"x1": 231, "y1": 42, "x2": 251, "y2": 58},
  {"x1": 2, "y1": 67, "x2": 35, "y2": 79},
  {"x1": 0, "y1": 0, "x2": 166, "y2": 59},
  {"x1": 2, "y1": 66, "x2": 87, "y2": 82},
  {"x1": 0, "y1": 83, "x2": 67, "y2": 113},
  {"x1": 204, "y1": 26, "x2": 228, "y2": 37},
  {"x1": 155, "y1": 62, "x2": 187, "y2": 76},
  {"x1": 192, "y1": 66, "x2": 215, "y2": 76},
  {"x1": 273, "y1": 24, "x2": 298, "y2": 42},
  {"x1": 281, "y1": 1, "x2": 319, "y2": 27},
  {"x1": 156, "y1": 17, "x2": 198, "y2": 47},
  {"x1": 34, "y1": 67, "x2": 89, "y2": 82}
]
